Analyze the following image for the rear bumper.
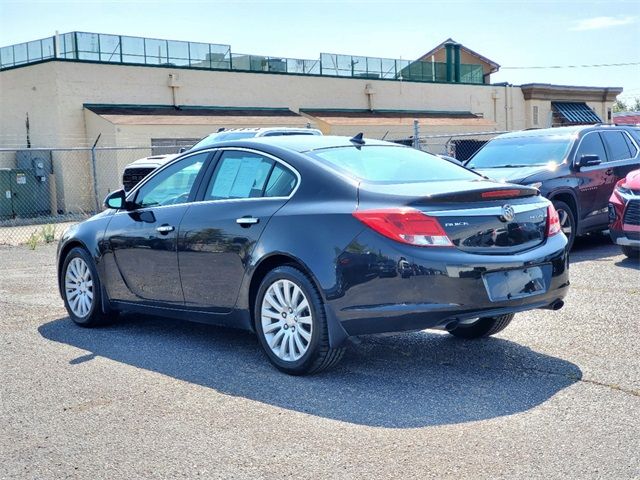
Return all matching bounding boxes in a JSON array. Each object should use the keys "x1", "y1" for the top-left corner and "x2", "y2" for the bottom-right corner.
[{"x1": 329, "y1": 231, "x2": 569, "y2": 336}]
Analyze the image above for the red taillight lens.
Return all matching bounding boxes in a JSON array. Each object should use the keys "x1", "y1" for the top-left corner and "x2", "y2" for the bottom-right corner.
[
  {"x1": 546, "y1": 204, "x2": 561, "y2": 237},
  {"x1": 353, "y1": 208, "x2": 453, "y2": 247},
  {"x1": 481, "y1": 189, "x2": 523, "y2": 199}
]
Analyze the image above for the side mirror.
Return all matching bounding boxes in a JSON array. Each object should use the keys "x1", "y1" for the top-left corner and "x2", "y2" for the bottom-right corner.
[
  {"x1": 104, "y1": 189, "x2": 127, "y2": 210},
  {"x1": 575, "y1": 154, "x2": 601, "y2": 170}
]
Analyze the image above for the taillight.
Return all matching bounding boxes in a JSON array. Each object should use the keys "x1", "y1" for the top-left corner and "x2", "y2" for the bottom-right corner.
[
  {"x1": 546, "y1": 204, "x2": 561, "y2": 237},
  {"x1": 353, "y1": 208, "x2": 453, "y2": 247},
  {"x1": 480, "y1": 189, "x2": 523, "y2": 199}
]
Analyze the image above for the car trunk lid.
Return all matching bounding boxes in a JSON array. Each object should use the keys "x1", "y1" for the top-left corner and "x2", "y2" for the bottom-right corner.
[{"x1": 357, "y1": 179, "x2": 548, "y2": 254}]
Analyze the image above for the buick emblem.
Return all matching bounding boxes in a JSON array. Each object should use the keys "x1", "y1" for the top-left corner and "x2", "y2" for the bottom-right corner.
[{"x1": 500, "y1": 204, "x2": 515, "y2": 222}]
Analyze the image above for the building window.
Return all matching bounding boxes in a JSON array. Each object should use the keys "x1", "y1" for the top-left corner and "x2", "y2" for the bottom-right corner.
[{"x1": 533, "y1": 106, "x2": 539, "y2": 126}]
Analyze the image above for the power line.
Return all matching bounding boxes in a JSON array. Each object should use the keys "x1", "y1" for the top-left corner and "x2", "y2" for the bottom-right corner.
[{"x1": 502, "y1": 61, "x2": 640, "y2": 70}]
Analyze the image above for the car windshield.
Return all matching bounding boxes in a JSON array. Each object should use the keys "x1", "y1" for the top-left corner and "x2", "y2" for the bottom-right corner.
[
  {"x1": 191, "y1": 132, "x2": 258, "y2": 149},
  {"x1": 309, "y1": 145, "x2": 478, "y2": 183},
  {"x1": 467, "y1": 136, "x2": 573, "y2": 168}
]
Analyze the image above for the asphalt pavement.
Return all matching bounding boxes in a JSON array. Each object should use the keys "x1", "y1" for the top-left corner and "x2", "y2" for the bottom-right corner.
[{"x1": 1, "y1": 234, "x2": 638, "y2": 479}]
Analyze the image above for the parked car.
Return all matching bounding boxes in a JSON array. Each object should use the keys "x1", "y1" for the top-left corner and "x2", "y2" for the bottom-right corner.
[
  {"x1": 58, "y1": 135, "x2": 569, "y2": 375},
  {"x1": 609, "y1": 168, "x2": 640, "y2": 258},
  {"x1": 122, "y1": 127, "x2": 322, "y2": 192},
  {"x1": 466, "y1": 125, "x2": 640, "y2": 249}
]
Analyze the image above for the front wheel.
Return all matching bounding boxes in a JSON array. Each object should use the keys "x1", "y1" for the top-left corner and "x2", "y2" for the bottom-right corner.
[
  {"x1": 255, "y1": 266, "x2": 345, "y2": 375},
  {"x1": 61, "y1": 247, "x2": 117, "y2": 327},
  {"x1": 621, "y1": 245, "x2": 640, "y2": 259},
  {"x1": 553, "y1": 200, "x2": 576, "y2": 250},
  {"x1": 448, "y1": 313, "x2": 515, "y2": 339}
]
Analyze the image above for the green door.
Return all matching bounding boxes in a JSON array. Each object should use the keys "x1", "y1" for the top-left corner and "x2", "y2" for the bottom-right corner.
[
  {"x1": 10, "y1": 169, "x2": 37, "y2": 217},
  {"x1": 0, "y1": 170, "x2": 13, "y2": 219}
]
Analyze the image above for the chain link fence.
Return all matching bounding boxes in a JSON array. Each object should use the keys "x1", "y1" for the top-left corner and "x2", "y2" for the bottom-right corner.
[
  {"x1": 416, "y1": 131, "x2": 509, "y2": 161},
  {"x1": 0, "y1": 146, "x2": 152, "y2": 245}
]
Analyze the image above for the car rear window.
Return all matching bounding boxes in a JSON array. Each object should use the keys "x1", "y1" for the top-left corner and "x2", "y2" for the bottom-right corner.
[{"x1": 309, "y1": 145, "x2": 478, "y2": 183}]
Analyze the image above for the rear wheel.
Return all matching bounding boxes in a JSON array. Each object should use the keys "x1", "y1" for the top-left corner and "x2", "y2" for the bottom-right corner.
[
  {"x1": 621, "y1": 245, "x2": 640, "y2": 259},
  {"x1": 61, "y1": 247, "x2": 117, "y2": 327},
  {"x1": 255, "y1": 266, "x2": 345, "y2": 375},
  {"x1": 553, "y1": 200, "x2": 576, "y2": 250},
  {"x1": 448, "y1": 313, "x2": 514, "y2": 339}
]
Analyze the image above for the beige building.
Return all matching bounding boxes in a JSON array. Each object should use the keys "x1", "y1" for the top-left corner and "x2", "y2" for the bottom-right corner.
[{"x1": 0, "y1": 31, "x2": 622, "y2": 214}]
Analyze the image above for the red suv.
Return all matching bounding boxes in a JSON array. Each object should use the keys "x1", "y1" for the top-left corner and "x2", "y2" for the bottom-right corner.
[{"x1": 609, "y1": 168, "x2": 640, "y2": 258}]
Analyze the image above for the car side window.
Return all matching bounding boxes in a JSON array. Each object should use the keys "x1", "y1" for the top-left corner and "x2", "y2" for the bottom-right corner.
[
  {"x1": 622, "y1": 133, "x2": 638, "y2": 158},
  {"x1": 602, "y1": 131, "x2": 633, "y2": 161},
  {"x1": 134, "y1": 153, "x2": 207, "y2": 208},
  {"x1": 576, "y1": 133, "x2": 607, "y2": 164},
  {"x1": 205, "y1": 151, "x2": 274, "y2": 200},
  {"x1": 264, "y1": 163, "x2": 297, "y2": 197}
]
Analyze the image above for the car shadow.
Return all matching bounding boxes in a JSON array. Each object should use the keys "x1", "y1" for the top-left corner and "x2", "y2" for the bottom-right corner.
[
  {"x1": 615, "y1": 256, "x2": 640, "y2": 270},
  {"x1": 39, "y1": 315, "x2": 581, "y2": 429},
  {"x1": 570, "y1": 233, "x2": 619, "y2": 263}
]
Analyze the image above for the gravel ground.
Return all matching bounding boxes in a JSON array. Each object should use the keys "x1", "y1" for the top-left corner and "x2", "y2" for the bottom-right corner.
[{"x1": 1, "y1": 235, "x2": 638, "y2": 479}]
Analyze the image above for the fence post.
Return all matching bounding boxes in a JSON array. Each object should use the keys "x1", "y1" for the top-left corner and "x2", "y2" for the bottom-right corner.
[
  {"x1": 90, "y1": 134, "x2": 101, "y2": 212},
  {"x1": 412, "y1": 120, "x2": 420, "y2": 149}
]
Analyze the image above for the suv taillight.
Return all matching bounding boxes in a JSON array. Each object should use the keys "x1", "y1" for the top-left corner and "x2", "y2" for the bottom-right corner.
[
  {"x1": 353, "y1": 208, "x2": 453, "y2": 247},
  {"x1": 546, "y1": 204, "x2": 561, "y2": 237}
]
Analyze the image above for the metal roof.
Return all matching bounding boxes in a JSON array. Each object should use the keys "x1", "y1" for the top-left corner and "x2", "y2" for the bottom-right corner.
[{"x1": 551, "y1": 102, "x2": 602, "y2": 124}]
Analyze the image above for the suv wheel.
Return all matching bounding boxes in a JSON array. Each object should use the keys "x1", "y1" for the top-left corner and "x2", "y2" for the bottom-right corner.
[
  {"x1": 553, "y1": 200, "x2": 576, "y2": 250},
  {"x1": 255, "y1": 266, "x2": 345, "y2": 375}
]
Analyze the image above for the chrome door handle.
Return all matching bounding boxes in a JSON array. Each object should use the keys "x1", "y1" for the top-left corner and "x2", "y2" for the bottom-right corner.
[
  {"x1": 236, "y1": 216, "x2": 259, "y2": 226},
  {"x1": 156, "y1": 225, "x2": 175, "y2": 234}
]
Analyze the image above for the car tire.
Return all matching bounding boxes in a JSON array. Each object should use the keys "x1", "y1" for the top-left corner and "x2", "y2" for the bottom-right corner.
[
  {"x1": 61, "y1": 247, "x2": 117, "y2": 327},
  {"x1": 448, "y1": 313, "x2": 515, "y2": 339},
  {"x1": 254, "y1": 266, "x2": 345, "y2": 375},
  {"x1": 621, "y1": 245, "x2": 640, "y2": 259},
  {"x1": 553, "y1": 200, "x2": 576, "y2": 250}
]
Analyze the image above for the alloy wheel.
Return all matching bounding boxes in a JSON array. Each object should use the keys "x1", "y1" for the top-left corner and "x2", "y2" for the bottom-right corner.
[
  {"x1": 65, "y1": 257, "x2": 94, "y2": 318},
  {"x1": 261, "y1": 279, "x2": 313, "y2": 362},
  {"x1": 557, "y1": 208, "x2": 572, "y2": 236}
]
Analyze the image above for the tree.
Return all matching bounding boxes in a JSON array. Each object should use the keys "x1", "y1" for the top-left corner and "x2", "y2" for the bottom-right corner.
[
  {"x1": 613, "y1": 99, "x2": 628, "y2": 113},
  {"x1": 613, "y1": 98, "x2": 640, "y2": 113}
]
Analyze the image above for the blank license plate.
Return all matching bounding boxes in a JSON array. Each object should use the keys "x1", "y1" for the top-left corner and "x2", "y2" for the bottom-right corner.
[{"x1": 482, "y1": 265, "x2": 550, "y2": 302}]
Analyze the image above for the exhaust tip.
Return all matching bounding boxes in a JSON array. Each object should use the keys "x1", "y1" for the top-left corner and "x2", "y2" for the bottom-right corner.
[
  {"x1": 551, "y1": 300, "x2": 564, "y2": 311},
  {"x1": 445, "y1": 320, "x2": 459, "y2": 331}
]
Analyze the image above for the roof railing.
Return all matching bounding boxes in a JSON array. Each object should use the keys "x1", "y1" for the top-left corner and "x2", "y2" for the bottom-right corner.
[{"x1": 0, "y1": 31, "x2": 485, "y2": 84}]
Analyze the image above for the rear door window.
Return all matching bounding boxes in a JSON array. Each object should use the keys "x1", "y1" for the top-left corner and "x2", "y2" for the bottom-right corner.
[
  {"x1": 622, "y1": 132, "x2": 638, "y2": 158},
  {"x1": 205, "y1": 151, "x2": 274, "y2": 200},
  {"x1": 602, "y1": 131, "x2": 632, "y2": 161},
  {"x1": 264, "y1": 163, "x2": 297, "y2": 197}
]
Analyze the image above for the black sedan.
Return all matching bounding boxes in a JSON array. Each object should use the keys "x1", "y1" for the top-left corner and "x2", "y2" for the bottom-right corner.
[{"x1": 57, "y1": 136, "x2": 569, "y2": 375}]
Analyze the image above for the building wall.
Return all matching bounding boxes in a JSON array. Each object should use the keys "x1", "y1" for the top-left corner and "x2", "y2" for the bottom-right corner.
[{"x1": 2, "y1": 60, "x2": 509, "y2": 149}]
